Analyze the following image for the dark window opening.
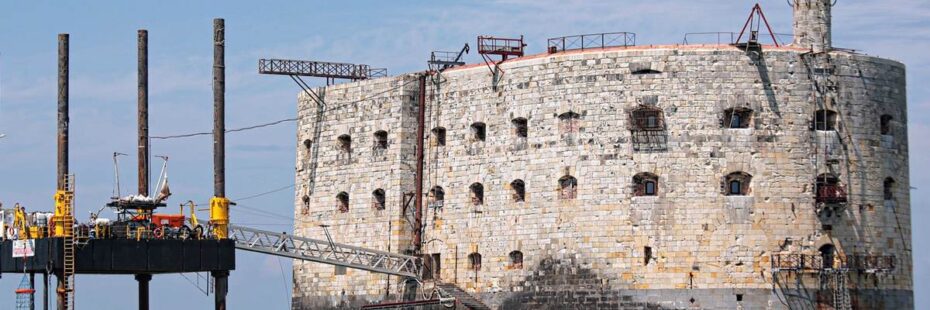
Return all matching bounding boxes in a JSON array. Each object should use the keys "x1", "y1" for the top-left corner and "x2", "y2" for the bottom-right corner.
[
  {"x1": 632, "y1": 69, "x2": 662, "y2": 75},
  {"x1": 813, "y1": 109, "x2": 838, "y2": 131},
  {"x1": 511, "y1": 179, "x2": 525, "y2": 202},
  {"x1": 422, "y1": 253, "x2": 441, "y2": 280},
  {"x1": 736, "y1": 294, "x2": 743, "y2": 302},
  {"x1": 820, "y1": 244, "x2": 837, "y2": 269},
  {"x1": 509, "y1": 251, "x2": 524, "y2": 269},
  {"x1": 644, "y1": 246, "x2": 653, "y2": 265},
  {"x1": 336, "y1": 192, "x2": 349, "y2": 213},
  {"x1": 815, "y1": 173, "x2": 847, "y2": 204},
  {"x1": 373, "y1": 130, "x2": 388, "y2": 150},
  {"x1": 884, "y1": 177, "x2": 895, "y2": 200},
  {"x1": 724, "y1": 108, "x2": 752, "y2": 129},
  {"x1": 430, "y1": 186, "x2": 445, "y2": 206},
  {"x1": 559, "y1": 175, "x2": 577, "y2": 200},
  {"x1": 431, "y1": 127, "x2": 446, "y2": 146},
  {"x1": 372, "y1": 189, "x2": 386, "y2": 210},
  {"x1": 471, "y1": 122, "x2": 487, "y2": 142},
  {"x1": 468, "y1": 252, "x2": 482, "y2": 271},
  {"x1": 512, "y1": 118, "x2": 528, "y2": 138},
  {"x1": 337, "y1": 134, "x2": 352, "y2": 153},
  {"x1": 334, "y1": 265, "x2": 347, "y2": 275},
  {"x1": 724, "y1": 172, "x2": 752, "y2": 196},
  {"x1": 301, "y1": 195, "x2": 310, "y2": 215},
  {"x1": 631, "y1": 106, "x2": 665, "y2": 131},
  {"x1": 880, "y1": 115, "x2": 893, "y2": 135},
  {"x1": 302, "y1": 139, "x2": 312, "y2": 150},
  {"x1": 558, "y1": 111, "x2": 581, "y2": 134},
  {"x1": 470, "y1": 183, "x2": 484, "y2": 206},
  {"x1": 633, "y1": 173, "x2": 659, "y2": 196}
]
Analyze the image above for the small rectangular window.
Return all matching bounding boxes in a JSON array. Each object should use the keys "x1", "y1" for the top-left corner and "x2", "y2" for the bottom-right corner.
[
  {"x1": 644, "y1": 181, "x2": 656, "y2": 195},
  {"x1": 335, "y1": 266, "x2": 347, "y2": 275}
]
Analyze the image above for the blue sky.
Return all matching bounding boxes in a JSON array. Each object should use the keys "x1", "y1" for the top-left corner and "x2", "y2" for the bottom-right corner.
[{"x1": 0, "y1": 0, "x2": 927, "y2": 309}]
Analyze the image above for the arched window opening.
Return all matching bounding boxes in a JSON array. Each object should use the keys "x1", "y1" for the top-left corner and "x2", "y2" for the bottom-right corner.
[
  {"x1": 558, "y1": 111, "x2": 581, "y2": 134},
  {"x1": 509, "y1": 251, "x2": 524, "y2": 269},
  {"x1": 431, "y1": 127, "x2": 446, "y2": 146},
  {"x1": 301, "y1": 195, "x2": 310, "y2": 215},
  {"x1": 302, "y1": 139, "x2": 313, "y2": 150},
  {"x1": 470, "y1": 122, "x2": 487, "y2": 142},
  {"x1": 724, "y1": 108, "x2": 752, "y2": 129},
  {"x1": 633, "y1": 173, "x2": 659, "y2": 196},
  {"x1": 468, "y1": 252, "x2": 482, "y2": 271},
  {"x1": 372, "y1": 189, "x2": 386, "y2": 210},
  {"x1": 884, "y1": 177, "x2": 895, "y2": 200},
  {"x1": 511, "y1": 179, "x2": 526, "y2": 202},
  {"x1": 724, "y1": 172, "x2": 752, "y2": 196},
  {"x1": 559, "y1": 175, "x2": 577, "y2": 200},
  {"x1": 820, "y1": 244, "x2": 837, "y2": 270},
  {"x1": 512, "y1": 118, "x2": 528, "y2": 138},
  {"x1": 336, "y1": 192, "x2": 349, "y2": 213},
  {"x1": 631, "y1": 106, "x2": 665, "y2": 131},
  {"x1": 813, "y1": 109, "x2": 838, "y2": 131},
  {"x1": 469, "y1": 183, "x2": 484, "y2": 206},
  {"x1": 429, "y1": 186, "x2": 445, "y2": 206},
  {"x1": 373, "y1": 130, "x2": 388, "y2": 150},
  {"x1": 880, "y1": 115, "x2": 893, "y2": 135},
  {"x1": 337, "y1": 134, "x2": 352, "y2": 153},
  {"x1": 815, "y1": 173, "x2": 847, "y2": 204}
]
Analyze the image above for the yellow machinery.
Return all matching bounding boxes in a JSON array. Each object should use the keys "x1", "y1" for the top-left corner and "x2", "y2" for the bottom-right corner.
[
  {"x1": 52, "y1": 190, "x2": 74, "y2": 237},
  {"x1": 209, "y1": 197, "x2": 229, "y2": 239},
  {"x1": 12, "y1": 203, "x2": 30, "y2": 240}
]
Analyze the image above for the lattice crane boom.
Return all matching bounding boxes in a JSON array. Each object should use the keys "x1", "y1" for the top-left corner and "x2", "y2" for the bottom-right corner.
[{"x1": 228, "y1": 224, "x2": 420, "y2": 278}]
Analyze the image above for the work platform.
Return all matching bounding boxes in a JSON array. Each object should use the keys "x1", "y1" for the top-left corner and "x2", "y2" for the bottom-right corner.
[{"x1": 0, "y1": 238, "x2": 235, "y2": 275}]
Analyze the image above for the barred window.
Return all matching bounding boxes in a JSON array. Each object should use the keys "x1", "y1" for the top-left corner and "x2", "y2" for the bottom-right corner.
[
  {"x1": 470, "y1": 183, "x2": 484, "y2": 206},
  {"x1": 511, "y1": 179, "x2": 525, "y2": 202},
  {"x1": 336, "y1": 192, "x2": 349, "y2": 213},
  {"x1": 559, "y1": 175, "x2": 577, "y2": 200},
  {"x1": 371, "y1": 189, "x2": 386, "y2": 210}
]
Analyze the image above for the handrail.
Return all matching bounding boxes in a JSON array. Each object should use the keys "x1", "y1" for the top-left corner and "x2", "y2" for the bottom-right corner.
[{"x1": 547, "y1": 32, "x2": 635, "y2": 53}]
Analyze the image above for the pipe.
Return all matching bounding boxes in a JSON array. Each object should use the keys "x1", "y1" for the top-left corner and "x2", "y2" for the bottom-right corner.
[
  {"x1": 413, "y1": 74, "x2": 426, "y2": 253},
  {"x1": 212, "y1": 271, "x2": 228, "y2": 310},
  {"x1": 213, "y1": 18, "x2": 225, "y2": 198},
  {"x1": 135, "y1": 274, "x2": 151, "y2": 310},
  {"x1": 43, "y1": 272, "x2": 48, "y2": 310},
  {"x1": 138, "y1": 30, "x2": 150, "y2": 197},
  {"x1": 210, "y1": 18, "x2": 230, "y2": 240},
  {"x1": 57, "y1": 34, "x2": 69, "y2": 190}
]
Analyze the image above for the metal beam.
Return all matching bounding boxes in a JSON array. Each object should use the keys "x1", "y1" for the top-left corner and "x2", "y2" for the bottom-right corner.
[
  {"x1": 228, "y1": 224, "x2": 419, "y2": 278},
  {"x1": 258, "y1": 58, "x2": 385, "y2": 80}
]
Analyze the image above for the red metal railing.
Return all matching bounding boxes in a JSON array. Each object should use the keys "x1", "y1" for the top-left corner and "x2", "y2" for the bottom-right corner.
[
  {"x1": 816, "y1": 184, "x2": 848, "y2": 204},
  {"x1": 477, "y1": 36, "x2": 525, "y2": 57}
]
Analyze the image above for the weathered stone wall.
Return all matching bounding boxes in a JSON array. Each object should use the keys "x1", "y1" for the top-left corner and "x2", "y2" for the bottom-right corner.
[{"x1": 291, "y1": 45, "x2": 911, "y2": 309}]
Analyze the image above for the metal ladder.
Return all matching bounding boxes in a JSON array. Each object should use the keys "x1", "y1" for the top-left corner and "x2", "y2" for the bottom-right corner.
[{"x1": 62, "y1": 175, "x2": 76, "y2": 310}]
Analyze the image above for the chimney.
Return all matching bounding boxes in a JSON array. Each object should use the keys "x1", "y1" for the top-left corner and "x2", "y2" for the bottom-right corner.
[{"x1": 792, "y1": 0, "x2": 833, "y2": 53}]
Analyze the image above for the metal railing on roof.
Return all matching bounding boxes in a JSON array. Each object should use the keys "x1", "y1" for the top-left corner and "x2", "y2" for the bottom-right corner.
[
  {"x1": 682, "y1": 32, "x2": 793, "y2": 46},
  {"x1": 547, "y1": 32, "x2": 636, "y2": 53}
]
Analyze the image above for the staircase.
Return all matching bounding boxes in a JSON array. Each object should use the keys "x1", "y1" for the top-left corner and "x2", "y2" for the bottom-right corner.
[
  {"x1": 435, "y1": 282, "x2": 491, "y2": 310},
  {"x1": 831, "y1": 270, "x2": 851, "y2": 310}
]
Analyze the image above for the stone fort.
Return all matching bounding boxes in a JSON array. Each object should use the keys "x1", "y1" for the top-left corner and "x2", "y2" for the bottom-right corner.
[{"x1": 290, "y1": 1, "x2": 912, "y2": 309}]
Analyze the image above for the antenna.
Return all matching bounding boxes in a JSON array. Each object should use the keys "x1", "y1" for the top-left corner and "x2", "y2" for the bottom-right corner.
[{"x1": 112, "y1": 152, "x2": 127, "y2": 199}]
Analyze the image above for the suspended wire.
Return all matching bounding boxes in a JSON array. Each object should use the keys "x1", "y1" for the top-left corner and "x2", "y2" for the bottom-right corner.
[
  {"x1": 151, "y1": 118, "x2": 297, "y2": 140},
  {"x1": 235, "y1": 184, "x2": 295, "y2": 202},
  {"x1": 150, "y1": 78, "x2": 418, "y2": 140}
]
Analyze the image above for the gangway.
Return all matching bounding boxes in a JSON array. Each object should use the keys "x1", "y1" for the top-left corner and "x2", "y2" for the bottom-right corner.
[{"x1": 228, "y1": 224, "x2": 420, "y2": 278}]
